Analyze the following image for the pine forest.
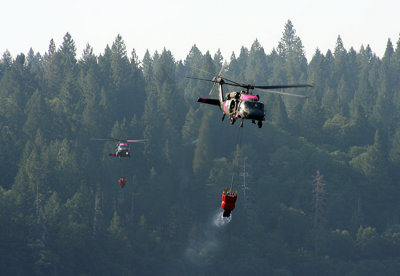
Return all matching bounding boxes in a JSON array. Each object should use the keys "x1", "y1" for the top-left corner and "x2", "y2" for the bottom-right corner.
[{"x1": 1, "y1": 21, "x2": 400, "y2": 275}]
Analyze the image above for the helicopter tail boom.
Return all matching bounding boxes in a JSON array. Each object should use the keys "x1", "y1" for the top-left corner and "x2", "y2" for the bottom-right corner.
[{"x1": 197, "y1": 98, "x2": 220, "y2": 106}]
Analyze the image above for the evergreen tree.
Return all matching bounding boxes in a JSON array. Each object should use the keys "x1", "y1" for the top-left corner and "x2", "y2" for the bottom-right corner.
[
  {"x1": 333, "y1": 36, "x2": 350, "y2": 100},
  {"x1": 97, "y1": 45, "x2": 113, "y2": 105},
  {"x1": 277, "y1": 20, "x2": 308, "y2": 119},
  {"x1": 389, "y1": 126, "x2": 400, "y2": 165},
  {"x1": 80, "y1": 65, "x2": 104, "y2": 137},
  {"x1": 110, "y1": 34, "x2": 130, "y2": 92},
  {"x1": 299, "y1": 90, "x2": 324, "y2": 137},
  {"x1": 192, "y1": 111, "x2": 213, "y2": 176},
  {"x1": 231, "y1": 46, "x2": 248, "y2": 81},
  {"x1": 308, "y1": 48, "x2": 329, "y2": 101},
  {"x1": 277, "y1": 20, "x2": 306, "y2": 63},
  {"x1": 130, "y1": 48, "x2": 146, "y2": 117},
  {"x1": 269, "y1": 95, "x2": 289, "y2": 128},
  {"x1": 142, "y1": 49, "x2": 153, "y2": 81},
  {"x1": 213, "y1": 48, "x2": 224, "y2": 69},
  {"x1": 183, "y1": 45, "x2": 206, "y2": 106},
  {"x1": 58, "y1": 69, "x2": 79, "y2": 129},
  {"x1": 1, "y1": 53, "x2": 36, "y2": 107},
  {"x1": 322, "y1": 88, "x2": 340, "y2": 118},
  {"x1": 1, "y1": 50, "x2": 13, "y2": 71},
  {"x1": 350, "y1": 130, "x2": 387, "y2": 179},
  {"x1": 372, "y1": 39, "x2": 396, "y2": 134},
  {"x1": 351, "y1": 63, "x2": 376, "y2": 122},
  {"x1": 44, "y1": 39, "x2": 63, "y2": 97},
  {"x1": 26, "y1": 48, "x2": 43, "y2": 76},
  {"x1": 23, "y1": 89, "x2": 50, "y2": 138},
  {"x1": 245, "y1": 39, "x2": 268, "y2": 82},
  {"x1": 154, "y1": 49, "x2": 182, "y2": 164},
  {"x1": 79, "y1": 43, "x2": 98, "y2": 73},
  {"x1": 347, "y1": 47, "x2": 360, "y2": 94},
  {"x1": 313, "y1": 170, "x2": 327, "y2": 254},
  {"x1": 142, "y1": 49, "x2": 182, "y2": 166},
  {"x1": 59, "y1": 32, "x2": 77, "y2": 74},
  {"x1": 108, "y1": 35, "x2": 135, "y2": 121}
]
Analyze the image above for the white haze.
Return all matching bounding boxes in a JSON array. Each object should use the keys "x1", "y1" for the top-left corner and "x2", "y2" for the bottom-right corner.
[
  {"x1": 185, "y1": 209, "x2": 232, "y2": 265},
  {"x1": 2, "y1": 0, "x2": 400, "y2": 62}
]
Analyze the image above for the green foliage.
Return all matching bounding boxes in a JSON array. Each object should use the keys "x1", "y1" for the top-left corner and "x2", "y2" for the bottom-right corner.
[
  {"x1": 350, "y1": 131, "x2": 387, "y2": 178},
  {"x1": 192, "y1": 110, "x2": 214, "y2": 176}
]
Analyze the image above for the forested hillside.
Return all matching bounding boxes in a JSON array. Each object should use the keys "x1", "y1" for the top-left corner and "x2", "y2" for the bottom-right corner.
[{"x1": 1, "y1": 21, "x2": 400, "y2": 275}]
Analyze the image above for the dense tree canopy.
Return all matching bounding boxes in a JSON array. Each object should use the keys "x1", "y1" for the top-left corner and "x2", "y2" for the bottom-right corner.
[{"x1": 1, "y1": 20, "x2": 400, "y2": 275}]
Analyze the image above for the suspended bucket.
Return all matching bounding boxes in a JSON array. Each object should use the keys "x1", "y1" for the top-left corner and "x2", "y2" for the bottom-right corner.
[
  {"x1": 221, "y1": 188, "x2": 237, "y2": 217},
  {"x1": 118, "y1": 178, "x2": 127, "y2": 188}
]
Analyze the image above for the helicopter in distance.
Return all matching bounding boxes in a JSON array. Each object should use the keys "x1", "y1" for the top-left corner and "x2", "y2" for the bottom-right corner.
[
  {"x1": 93, "y1": 138, "x2": 145, "y2": 159},
  {"x1": 187, "y1": 65, "x2": 312, "y2": 128}
]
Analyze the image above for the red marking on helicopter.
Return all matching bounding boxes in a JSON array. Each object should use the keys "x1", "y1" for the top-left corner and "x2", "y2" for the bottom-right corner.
[{"x1": 240, "y1": 94, "x2": 259, "y2": 101}]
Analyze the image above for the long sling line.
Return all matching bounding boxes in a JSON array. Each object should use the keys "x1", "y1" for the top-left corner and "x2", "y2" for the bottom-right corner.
[{"x1": 229, "y1": 125, "x2": 244, "y2": 190}]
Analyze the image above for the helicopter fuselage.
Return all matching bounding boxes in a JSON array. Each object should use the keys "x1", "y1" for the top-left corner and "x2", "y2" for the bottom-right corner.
[
  {"x1": 223, "y1": 93, "x2": 265, "y2": 121},
  {"x1": 198, "y1": 90, "x2": 265, "y2": 127},
  {"x1": 111, "y1": 142, "x2": 131, "y2": 158},
  {"x1": 115, "y1": 149, "x2": 130, "y2": 158},
  {"x1": 94, "y1": 138, "x2": 144, "y2": 158},
  {"x1": 195, "y1": 74, "x2": 310, "y2": 128}
]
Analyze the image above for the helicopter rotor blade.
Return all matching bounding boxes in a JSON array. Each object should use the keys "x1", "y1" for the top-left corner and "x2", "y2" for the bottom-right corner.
[
  {"x1": 254, "y1": 88, "x2": 309, "y2": 98},
  {"x1": 93, "y1": 137, "x2": 144, "y2": 142},
  {"x1": 190, "y1": 66, "x2": 215, "y2": 76},
  {"x1": 223, "y1": 79, "x2": 244, "y2": 87},
  {"x1": 188, "y1": 65, "x2": 312, "y2": 98},
  {"x1": 126, "y1": 139, "x2": 146, "y2": 143},
  {"x1": 223, "y1": 82, "x2": 313, "y2": 90},
  {"x1": 209, "y1": 62, "x2": 227, "y2": 95},
  {"x1": 92, "y1": 138, "x2": 116, "y2": 141},
  {"x1": 254, "y1": 84, "x2": 313, "y2": 90},
  {"x1": 209, "y1": 82, "x2": 217, "y2": 95},
  {"x1": 185, "y1": 76, "x2": 216, "y2": 83},
  {"x1": 188, "y1": 62, "x2": 244, "y2": 93},
  {"x1": 217, "y1": 62, "x2": 226, "y2": 77}
]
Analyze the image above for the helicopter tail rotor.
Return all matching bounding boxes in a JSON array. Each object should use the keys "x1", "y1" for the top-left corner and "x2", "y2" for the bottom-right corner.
[{"x1": 209, "y1": 62, "x2": 226, "y2": 95}]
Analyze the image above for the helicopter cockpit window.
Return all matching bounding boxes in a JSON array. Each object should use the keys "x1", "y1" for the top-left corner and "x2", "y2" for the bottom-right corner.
[
  {"x1": 230, "y1": 100, "x2": 235, "y2": 110},
  {"x1": 243, "y1": 101, "x2": 263, "y2": 110}
]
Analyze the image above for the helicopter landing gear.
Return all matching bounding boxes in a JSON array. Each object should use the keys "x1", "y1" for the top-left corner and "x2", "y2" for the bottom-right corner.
[
  {"x1": 240, "y1": 121, "x2": 244, "y2": 128},
  {"x1": 222, "y1": 114, "x2": 225, "y2": 121},
  {"x1": 258, "y1": 121, "x2": 263, "y2": 128}
]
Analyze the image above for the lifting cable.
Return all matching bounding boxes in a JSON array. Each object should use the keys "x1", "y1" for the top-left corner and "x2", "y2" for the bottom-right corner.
[{"x1": 229, "y1": 124, "x2": 244, "y2": 190}]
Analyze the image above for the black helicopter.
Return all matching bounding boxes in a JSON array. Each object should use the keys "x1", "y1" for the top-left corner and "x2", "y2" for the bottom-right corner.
[
  {"x1": 188, "y1": 66, "x2": 312, "y2": 128},
  {"x1": 93, "y1": 138, "x2": 145, "y2": 159}
]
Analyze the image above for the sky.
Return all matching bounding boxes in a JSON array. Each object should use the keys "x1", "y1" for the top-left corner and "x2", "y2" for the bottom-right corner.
[{"x1": 1, "y1": 0, "x2": 399, "y2": 62}]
